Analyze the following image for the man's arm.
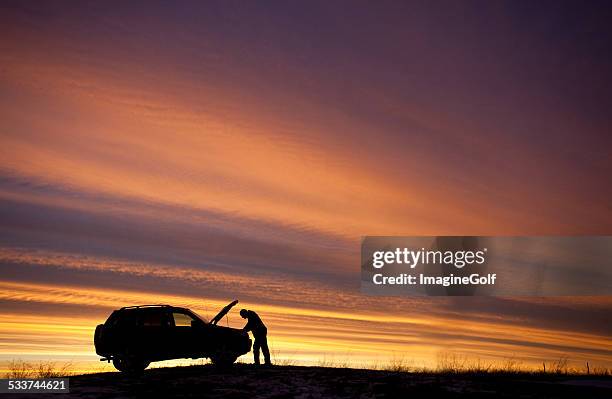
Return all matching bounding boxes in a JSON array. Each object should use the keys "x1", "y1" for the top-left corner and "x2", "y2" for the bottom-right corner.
[{"x1": 243, "y1": 318, "x2": 253, "y2": 332}]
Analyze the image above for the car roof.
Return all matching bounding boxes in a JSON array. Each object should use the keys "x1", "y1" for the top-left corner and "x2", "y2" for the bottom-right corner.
[
  {"x1": 118, "y1": 304, "x2": 196, "y2": 313},
  {"x1": 120, "y1": 305, "x2": 174, "y2": 310}
]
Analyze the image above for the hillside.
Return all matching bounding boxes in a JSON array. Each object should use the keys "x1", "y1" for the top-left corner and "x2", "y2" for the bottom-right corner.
[{"x1": 7, "y1": 364, "x2": 612, "y2": 398}]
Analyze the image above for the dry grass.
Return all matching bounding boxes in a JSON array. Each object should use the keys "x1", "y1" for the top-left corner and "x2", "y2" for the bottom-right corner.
[
  {"x1": 5, "y1": 360, "x2": 73, "y2": 379},
  {"x1": 432, "y1": 352, "x2": 611, "y2": 376},
  {"x1": 310, "y1": 352, "x2": 610, "y2": 377},
  {"x1": 383, "y1": 355, "x2": 412, "y2": 373},
  {"x1": 270, "y1": 349, "x2": 298, "y2": 366},
  {"x1": 316, "y1": 355, "x2": 350, "y2": 369}
]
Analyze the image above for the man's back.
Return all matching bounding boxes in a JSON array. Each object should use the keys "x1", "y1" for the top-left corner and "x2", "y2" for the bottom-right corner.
[{"x1": 244, "y1": 310, "x2": 266, "y2": 333}]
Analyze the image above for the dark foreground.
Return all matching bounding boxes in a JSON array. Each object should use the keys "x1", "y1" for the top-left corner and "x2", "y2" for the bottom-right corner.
[{"x1": 12, "y1": 364, "x2": 612, "y2": 399}]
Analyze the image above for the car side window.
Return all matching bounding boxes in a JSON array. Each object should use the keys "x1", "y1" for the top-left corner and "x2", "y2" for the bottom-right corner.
[
  {"x1": 173, "y1": 312, "x2": 195, "y2": 327},
  {"x1": 140, "y1": 310, "x2": 168, "y2": 327}
]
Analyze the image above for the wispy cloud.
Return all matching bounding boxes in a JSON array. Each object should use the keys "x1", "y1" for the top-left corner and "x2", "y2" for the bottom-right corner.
[{"x1": 0, "y1": 1, "x2": 611, "y2": 371}]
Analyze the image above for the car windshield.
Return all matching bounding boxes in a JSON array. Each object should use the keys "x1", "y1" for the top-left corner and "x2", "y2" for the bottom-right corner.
[{"x1": 189, "y1": 309, "x2": 208, "y2": 324}]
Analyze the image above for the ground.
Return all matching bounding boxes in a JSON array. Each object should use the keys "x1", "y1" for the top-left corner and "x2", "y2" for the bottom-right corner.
[{"x1": 10, "y1": 364, "x2": 612, "y2": 398}]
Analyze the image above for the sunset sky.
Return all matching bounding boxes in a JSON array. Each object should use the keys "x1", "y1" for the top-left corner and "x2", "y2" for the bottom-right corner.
[{"x1": 1, "y1": 1, "x2": 611, "y2": 373}]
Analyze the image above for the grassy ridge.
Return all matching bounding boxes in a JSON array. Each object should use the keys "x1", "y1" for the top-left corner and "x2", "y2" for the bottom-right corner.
[{"x1": 4, "y1": 355, "x2": 610, "y2": 378}]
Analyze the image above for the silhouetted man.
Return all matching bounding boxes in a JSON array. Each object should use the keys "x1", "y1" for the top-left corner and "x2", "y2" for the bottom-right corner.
[{"x1": 240, "y1": 309, "x2": 271, "y2": 365}]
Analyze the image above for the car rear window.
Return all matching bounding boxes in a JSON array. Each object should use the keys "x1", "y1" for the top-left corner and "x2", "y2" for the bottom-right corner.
[{"x1": 106, "y1": 310, "x2": 137, "y2": 328}]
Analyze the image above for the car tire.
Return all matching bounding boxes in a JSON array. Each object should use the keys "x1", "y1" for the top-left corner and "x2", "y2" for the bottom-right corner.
[
  {"x1": 210, "y1": 351, "x2": 238, "y2": 368},
  {"x1": 113, "y1": 357, "x2": 150, "y2": 374}
]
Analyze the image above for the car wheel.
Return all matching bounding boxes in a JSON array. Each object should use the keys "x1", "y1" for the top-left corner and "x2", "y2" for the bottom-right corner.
[
  {"x1": 210, "y1": 351, "x2": 238, "y2": 368},
  {"x1": 113, "y1": 357, "x2": 150, "y2": 374}
]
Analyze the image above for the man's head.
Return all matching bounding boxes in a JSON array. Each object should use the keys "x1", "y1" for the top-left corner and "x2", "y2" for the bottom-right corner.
[{"x1": 240, "y1": 309, "x2": 248, "y2": 319}]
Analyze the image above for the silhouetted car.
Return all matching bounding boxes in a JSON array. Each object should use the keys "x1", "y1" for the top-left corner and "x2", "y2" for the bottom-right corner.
[{"x1": 94, "y1": 300, "x2": 251, "y2": 373}]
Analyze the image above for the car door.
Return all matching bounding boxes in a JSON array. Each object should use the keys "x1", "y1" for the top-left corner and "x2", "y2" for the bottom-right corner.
[
  {"x1": 170, "y1": 310, "x2": 204, "y2": 358},
  {"x1": 137, "y1": 308, "x2": 172, "y2": 361}
]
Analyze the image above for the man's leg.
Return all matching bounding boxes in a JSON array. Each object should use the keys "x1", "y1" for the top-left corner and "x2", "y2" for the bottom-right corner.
[
  {"x1": 253, "y1": 339, "x2": 261, "y2": 365},
  {"x1": 261, "y1": 334, "x2": 271, "y2": 365}
]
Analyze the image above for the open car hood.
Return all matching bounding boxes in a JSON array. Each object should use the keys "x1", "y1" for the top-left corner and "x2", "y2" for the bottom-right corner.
[{"x1": 209, "y1": 299, "x2": 239, "y2": 325}]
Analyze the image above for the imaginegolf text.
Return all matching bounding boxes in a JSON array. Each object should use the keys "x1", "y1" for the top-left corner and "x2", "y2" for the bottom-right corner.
[{"x1": 373, "y1": 273, "x2": 497, "y2": 287}]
